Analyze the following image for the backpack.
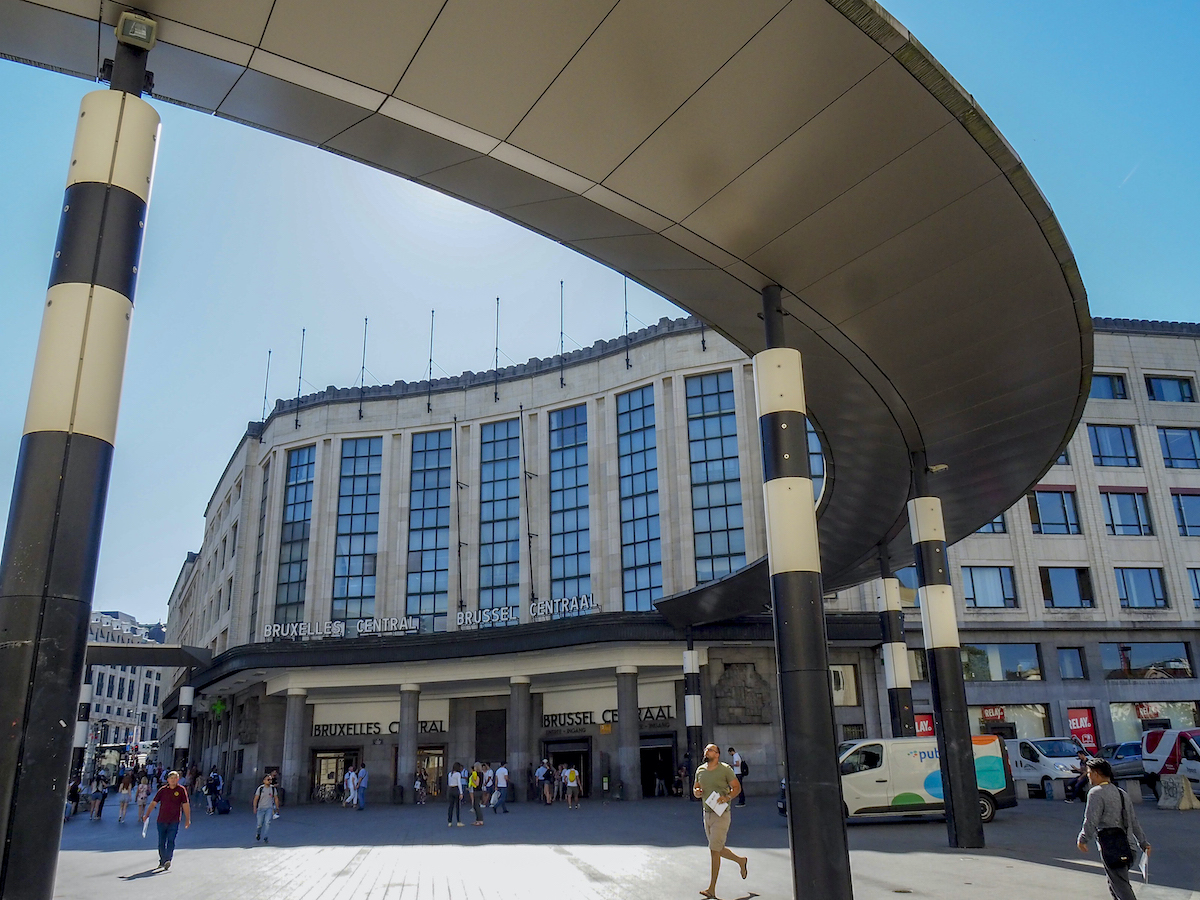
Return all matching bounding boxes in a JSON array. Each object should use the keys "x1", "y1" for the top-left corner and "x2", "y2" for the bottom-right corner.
[
  {"x1": 567, "y1": 769, "x2": 578, "y2": 785},
  {"x1": 740, "y1": 761, "x2": 749, "y2": 778}
]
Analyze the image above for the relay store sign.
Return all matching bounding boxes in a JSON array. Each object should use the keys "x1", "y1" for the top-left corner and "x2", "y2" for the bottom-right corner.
[
  {"x1": 1068, "y1": 707, "x2": 1099, "y2": 752},
  {"x1": 264, "y1": 616, "x2": 420, "y2": 639},
  {"x1": 914, "y1": 714, "x2": 935, "y2": 736}
]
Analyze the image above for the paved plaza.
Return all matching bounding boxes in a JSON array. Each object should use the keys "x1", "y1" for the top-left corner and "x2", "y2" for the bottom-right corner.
[{"x1": 56, "y1": 793, "x2": 1199, "y2": 900}]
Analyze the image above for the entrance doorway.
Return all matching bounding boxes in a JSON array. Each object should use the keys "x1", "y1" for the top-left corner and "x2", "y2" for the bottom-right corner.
[
  {"x1": 418, "y1": 745, "x2": 445, "y2": 798},
  {"x1": 311, "y1": 749, "x2": 360, "y2": 803},
  {"x1": 640, "y1": 733, "x2": 677, "y2": 798},
  {"x1": 544, "y1": 739, "x2": 590, "y2": 798}
]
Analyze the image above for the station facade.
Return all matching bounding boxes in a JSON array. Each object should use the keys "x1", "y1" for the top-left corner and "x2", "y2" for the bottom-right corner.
[{"x1": 161, "y1": 316, "x2": 1199, "y2": 803}]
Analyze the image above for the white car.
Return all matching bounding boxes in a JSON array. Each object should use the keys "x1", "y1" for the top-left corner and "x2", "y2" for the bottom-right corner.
[{"x1": 1004, "y1": 737, "x2": 1085, "y2": 794}]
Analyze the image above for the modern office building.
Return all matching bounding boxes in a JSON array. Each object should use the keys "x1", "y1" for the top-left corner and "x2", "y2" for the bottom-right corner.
[
  {"x1": 161, "y1": 316, "x2": 1198, "y2": 804},
  {"x1": 84, "y1": 611, "x2": 165, "y2": 770}
]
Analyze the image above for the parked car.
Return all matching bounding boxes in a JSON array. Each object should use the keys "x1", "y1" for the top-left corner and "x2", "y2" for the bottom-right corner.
[
  {"x1": 1141, "y1": 728, "x2": 1200, "y2": 794},
  {"x1": 776, "y1": 736, "x2": 1017, "y2": 824},
  {"x1": 1004, "y1": 737, "x2": 1085, "y2": 796},
  {"x1": 1098, "y1": 741, "x2": 1146, "y2": 782}
]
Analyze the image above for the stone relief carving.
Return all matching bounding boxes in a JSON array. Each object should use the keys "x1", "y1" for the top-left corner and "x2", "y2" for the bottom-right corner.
[
  {"x1": 237, "y1": 696, "x2": 260, "y2": 744},
  {"x1": 714, "y1": 662, "x2": 772, "y2": 725}
]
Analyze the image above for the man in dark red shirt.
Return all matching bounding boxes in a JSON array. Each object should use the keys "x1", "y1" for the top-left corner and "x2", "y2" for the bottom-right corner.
[{"x1": 143, "y1": 770, "x2": 191, "y2": 870}]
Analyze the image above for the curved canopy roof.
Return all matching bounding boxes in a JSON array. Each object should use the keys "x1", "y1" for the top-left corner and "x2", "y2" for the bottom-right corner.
[{"x1": 1, "y1": 0, "x2": 1091, "y2": 590}]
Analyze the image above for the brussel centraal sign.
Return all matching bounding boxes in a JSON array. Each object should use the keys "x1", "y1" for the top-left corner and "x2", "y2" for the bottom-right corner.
[{"x1": 263, "y1": 616, "x2": 420, "y2": 640}]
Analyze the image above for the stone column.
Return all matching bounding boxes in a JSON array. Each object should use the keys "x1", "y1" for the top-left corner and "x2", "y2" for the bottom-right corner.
[
  {"x1": 508, "y1": 677, "x2": 531, "y2": 801},
  {"x1": 281, "y1": 688, "x2": 308, "y2": 805},
  {"x1": 616, "y1": 666, "x2": 641, "y2": 800},
  {"x1": 397, "y1": 684, "x2": 419, "y2": 803}
]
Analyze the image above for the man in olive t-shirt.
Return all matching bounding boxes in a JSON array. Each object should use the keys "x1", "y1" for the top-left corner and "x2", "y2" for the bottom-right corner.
[{"x1": 693, "y1": 744, "x2": 748, "y2": 898}]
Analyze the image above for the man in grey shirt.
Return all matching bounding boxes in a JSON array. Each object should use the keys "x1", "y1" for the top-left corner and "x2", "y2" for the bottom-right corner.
[{"x1": 1077, "y1": 757, "x2": 1150, "y2": 900}]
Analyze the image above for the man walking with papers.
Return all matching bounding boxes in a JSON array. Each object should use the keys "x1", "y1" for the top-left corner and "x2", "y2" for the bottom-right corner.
[{"x1": 693, "y1": 743, "x2": 748, "y2": 898}]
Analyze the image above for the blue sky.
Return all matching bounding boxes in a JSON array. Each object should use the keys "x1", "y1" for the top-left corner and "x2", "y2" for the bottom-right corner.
[{"x1": 0, "y1": 1, "x2": 1196, "y2": 624}]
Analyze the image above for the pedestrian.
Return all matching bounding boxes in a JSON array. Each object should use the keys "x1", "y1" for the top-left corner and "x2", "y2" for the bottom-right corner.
[
  {"x1": 89, "y1": 770, "x2": 108, "y2": 820},
  {"x1": 118, "y1": 772, "x2": 134, "y2": 822},
  {"x1": 415, "y1": 768, "x2": 427, "y2": 806},
  {"x1": 693, "y1": 743, "x2": 748, "y2": 899},
  {"x1": 1077, "y1": 757, "x2": 1150, "y2": 900},
  {"x1": 565, "y1": 764, "x2": 581, "y2": 809},
  {"x1": 535, "y1": 759, "x2": 552, "y2": 804},
  {"x1": 344, "y1": 764, "x2": 358, "y2": 809},
  {"x1": 468, "y1": 763, "x2": 484, "y2": 825},
  {"x1": 1065, "y1": 750, "x2": 1090, "y2": 802},
  {"x1": 447, "y1": 762, "x2": 464, "y2": 826},
  {"x1": 494, "y1": 760, "x2": 509, "y2": 814},
  {"x1": 482, "y1": 762, "x2": 495, "y2": 803},
  {"x1": 252, "y1": 773, "x2": 281, "y2": 843},
  {"x1": 356, "y1": 762, "x2": 369, "y2": 810},
  {"x1": 65, "y1": 778, "x2": 80, "y2": 822},
  {"x1": 553, "y1": 764, "x2": 564, "y2": 803},
  {"x1": 728, "y1": 747, "x2": 746, "y2": 806},
  {"x1": 143, "y1": 770, "x2": 191, "y2": 871},
  {"x1": 204, "y1": 767, "x2": 222, "y2": 815},
  {"x1": 136, "y1": 777, "x2": 151, "y2": 823}
]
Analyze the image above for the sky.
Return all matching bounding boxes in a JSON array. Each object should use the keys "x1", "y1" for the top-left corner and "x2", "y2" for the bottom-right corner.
[{"x1": 0, "y1": 1, "x2": 1197, "y2": 626}]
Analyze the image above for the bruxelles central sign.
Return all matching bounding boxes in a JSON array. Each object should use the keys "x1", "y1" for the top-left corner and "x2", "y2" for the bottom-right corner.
[{"x1": 263, "y1": 616, "x2": 420, "y2": 640}]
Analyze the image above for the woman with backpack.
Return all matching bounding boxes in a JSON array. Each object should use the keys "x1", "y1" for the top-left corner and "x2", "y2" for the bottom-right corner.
[
  {"x1": 204, "y1": 767, "x2": 223, "y2": 815},
  {"x1": 1076, "y1": 757, "x2": 1150, "y2": 900},
  {"x1": 468, "y1": 763, "x2": 484, "y2": 825},
  {"x1": 446, "y1": 763, "x2": 464, "y2": 827}
]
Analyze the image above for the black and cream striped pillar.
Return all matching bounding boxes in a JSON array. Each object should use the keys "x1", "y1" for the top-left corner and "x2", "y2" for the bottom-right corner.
[
  {"x1": 909, "y1": 460, "x2": 984, "y2": 848},
  {"x1": 70, "y1": 668, "x2": 95, "y2": 782},
  {"x1": 0, "y1": 41, "x2": 159, "y2": 898},
  {"x1": 173, "y1": 686, "x2": 194, "y2": 774},
  {"x1": 683, "y1": 633, "x2": 703, "y2": 797},
  {"x1": 754, "y1": 285, "x2": 853, "y2": 900},
  {"x1": 877, "y1": 557, "x2": 915, "y2": 738}
]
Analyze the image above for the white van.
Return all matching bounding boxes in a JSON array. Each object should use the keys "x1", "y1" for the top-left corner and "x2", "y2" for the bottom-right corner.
[
  {"x1": 1004, "y1": 736, "x2": 1085, "y2": 793},
  {"x1": 778, "y1": 736, "x2": 1017, "y2": 823},
  {"x1": 1141, "y1": 728, "x2": 1200, "y2": 790}
]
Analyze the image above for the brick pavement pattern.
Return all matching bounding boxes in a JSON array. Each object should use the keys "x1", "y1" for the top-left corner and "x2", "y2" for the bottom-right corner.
[{"x1": 57, "y1": 796, "x2": 1199, "y2": 900}]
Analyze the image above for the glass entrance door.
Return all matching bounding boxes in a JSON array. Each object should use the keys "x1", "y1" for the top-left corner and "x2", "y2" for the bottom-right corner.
[
  {"x1": 311, "y1": 749, "x2": 360, "y2": 803},
  {"x1": 418, "y1": 745, "x2": 445, "y2": 798},
  {"x1": 545, "y1": 738, "x2": 591, "y2": 798}
]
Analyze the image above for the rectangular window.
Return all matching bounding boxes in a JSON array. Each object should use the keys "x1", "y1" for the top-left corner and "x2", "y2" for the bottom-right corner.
[
  {"x1": 1101, "y1": 490, "x2": 1153, "y2": 535},
  {"x1": 1040, "y1": 567, "x2": 1094, "y2": 608},
  {"x1": 1100, "y1": 642, "x2": 1192, "y2": 679},
  {"x1": 1088, "y1": 425, "x2": 1139, "y2": 466},
  {"x1": 686, "y1": 372, "x2": 745, "y2": 583},
  {"x1": 333, "y1": 436, "x2": 382, "y2": 625},
  {"x1": 1058, "y1": 647, "x2": 1087, "y2": 679},
  {"x1": 962, "y1": 566, "x2": 1018, "y2": 608},
  {"x1": 1055, "y1": 449, "x2": 1070, "y2": 466},
  {"x1": 152, "y1": 687, "x2": 159, "y2": 705},
  {"x1": 830, "y1": 665, "x2": 859, "y2": 706},
  {"x1": 976, "y1": 514, "x2": 1006, "y2": 534},
  {"x1": 1159, "y1": 427, "x2": 1200, "y2": 468},
  {"x1": 142, "y1": 684, "x2": 151, "y2": 705},
  {"x1": 1146, "y1": 375, "x2": 1194, "y2": 402},
  {"x1": 406, "y1": 430, "x2": 451, "y2": 633},
  {"x1": 1110, "y1": 701, "x2": 1200, "y2": 743},
  {"x1": 478, "y1": 420, "x2": 521, "y2": 626},
  {"x1": 617, "y1": 385, "x2": 662, "y2": 611},
  {"x1": 1028, "y1": 490, "x2": 1080, "y2": 534},
  {"x1": 274, "y1": 446, "x2": 315, "y2": 625},
  {"x1": 961, "y1": 643, "x2": 1042, "y2": 681},
  {"x1": 1114, "y1": 567, "x2": 1168, "y2": 608},
  {"x1": 907, "y1": 649, "x2": 928, "y2": 681},
  {"x1": 549, "y1": 405, "x2": 590, "y2": 612},
  {"x1": 1174, "y1": 493, "x2": 1200, "y2": 536},
  {"x1": 1189, "y1": 568, "x2": 1200, "y2": 608},
  {"x1": 117, "y1": 678, "x2": 125, "y2": 700},
  {"x1": 249, "y1": 461, "x2": 270, "y2": 640},
  {"x1": 1090, "y1": 374, "x2": 1127, "y2": 399}
]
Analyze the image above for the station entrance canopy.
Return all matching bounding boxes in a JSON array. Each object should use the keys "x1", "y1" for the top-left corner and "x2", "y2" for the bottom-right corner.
[{"x1": 0, "y1": 0, "x2": 1091, "y2": 589}]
